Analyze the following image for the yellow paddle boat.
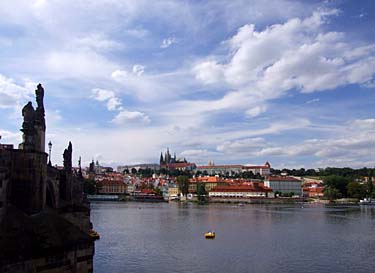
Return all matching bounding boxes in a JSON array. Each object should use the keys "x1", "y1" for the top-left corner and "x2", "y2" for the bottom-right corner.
[
  {"x1": 89, "y1": 229, "x2": 100, "y2": 240},
  {"x1": 204, "y1": 231, "x2": 215, "y2": 239}
]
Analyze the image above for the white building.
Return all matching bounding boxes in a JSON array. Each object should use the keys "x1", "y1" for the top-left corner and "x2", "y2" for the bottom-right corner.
[
  {"x1": 242, "y1": 162, "x2": 271, "y2": 176},
  {"x1": 209, "y1": 184, "x2": 275, "y2": 198},
  {"x1": 196, "y1": 162, "x2": 271, "y2": 176},
  {"x1": 264, "y1": 176, "x2": 302, "y2": 196}
]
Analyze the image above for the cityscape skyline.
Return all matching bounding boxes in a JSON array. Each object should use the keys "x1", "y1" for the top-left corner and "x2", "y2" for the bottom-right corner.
[{"x1": 1, "y1": 1, "x2": 375, "y2": 169}]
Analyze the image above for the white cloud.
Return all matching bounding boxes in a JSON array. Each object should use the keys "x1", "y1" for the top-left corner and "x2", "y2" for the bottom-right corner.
[
  {"x1": 191, "y1": 9, "x2": 375, "y2": 116},
  {"x1": 193, "y1": 60, "x2": 224, "y2": 85},
  {"x1": 44, "y1": 50, "x2": 118, "y2": 80},
  {"x1": 72, "y1": 33, "x2": 123, "y2": 52},
  {"x1": 217, "y1": 137, "x2": 266, "y2": 154},
  {"x1": 112, "y1": 110, "x2": 150, "y2": 125},
  {"x1": 0, "y1": 74, "x2": 34, "y2": 109},
  {"x1": 161, "y1": 37, "x2": 177, "y2": 48},
  {"x1": 305, "y1": 98, "x2": 320, "y2": 104},
  {"x1": 91, "y1": 86, "x2": 151, "y2": 126},
  {"x1": 111, "y1": 68, "x2": 197, "y2": 103},
  {"x1": 126, "y1": 28, "x2": 149, "y2": 38},
  {"x1": 245, "y1": 105, "x2": 267, "y2": 117},
  {"x1": 249, "y1": 118, "x2": 375, "y2": 167},
  {"x1": 0, "y1": 129, "x2": 21, "y2": 144},
  {"x1": 180, "y1": 149, "x2": 210, "y2": 157},
  {"x1": 350, "y1": 119, "x2": 375, "y2": 131},
  {"x1": 132, "y1": 65, "x2": 145, "y2": 76},
  {"x1": 91, "y1": 88, "x2": 122, "y2": 111}
]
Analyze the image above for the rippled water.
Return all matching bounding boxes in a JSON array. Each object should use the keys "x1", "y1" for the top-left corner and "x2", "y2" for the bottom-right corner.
[{"x1": 91, "y1": 202, "x2": 375, "y2": 273}]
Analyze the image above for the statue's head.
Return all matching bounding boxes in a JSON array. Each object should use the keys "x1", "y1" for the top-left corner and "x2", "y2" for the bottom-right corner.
[{"x1": 22, "y1": 102, "x2": 34, "y2": 118}]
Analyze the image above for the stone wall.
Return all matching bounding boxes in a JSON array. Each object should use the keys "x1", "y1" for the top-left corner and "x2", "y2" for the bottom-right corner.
[
  {"x1": 7, "y1": 150, "x2": 47, "y2": 215},
  {"x1": 1, "y1": 243, "x2": 94, "y2": 273},
  {"x1": 0, "y1": 149, "x2": 11, "y2": 219}
]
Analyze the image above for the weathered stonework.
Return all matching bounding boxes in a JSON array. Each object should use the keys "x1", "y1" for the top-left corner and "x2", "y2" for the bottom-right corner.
[{"x1": 0, "y1": 84, "x2": 94, "y2": 273}]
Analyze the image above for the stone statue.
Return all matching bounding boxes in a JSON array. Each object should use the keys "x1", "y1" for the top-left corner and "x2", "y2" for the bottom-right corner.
[
  {"x1": 19, "y1": 102, "x2": 36, "y2": 150},
  {"x1": 78, "y1": 156, "x2": 82, "y2": 176},
  {"x1": 34, "y1": 83, "x2": 45, "y2": 130},
  {"x1": 63, "y1": 142, "x2": 73, "y2": 170},
  {"x1": 22, "y1": 102, "x2": 35, "y2": 127},
  {"x1": 35, "y1": 83, "x2": 44, "y2": 110}
]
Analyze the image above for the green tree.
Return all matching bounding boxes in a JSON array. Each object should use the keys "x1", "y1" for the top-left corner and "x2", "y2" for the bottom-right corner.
[
  {"x1": 83, "y1": 179, "x2": 97, "y2": 194},
  {"x1": 347, "y1": 182, "x2": 367, "y2": 199},
  {"x1": 197, "y1": 182, "x2": 207, "y2": 202},
  {"x1": 154, "y1": 188, "x2": 162, "y2": 196},
  {"x1": 324, "y1": 187, "x2": 342, "y2": 200},
  {"x1": 323, "y1": 175, "x2": 351, "y2": 197},
  {"x1": 367, "y1": 170, "x2": 374, "y2": 197},
  {"x1": 176, "y1": 175, "x2": 190, "y2": 196}
]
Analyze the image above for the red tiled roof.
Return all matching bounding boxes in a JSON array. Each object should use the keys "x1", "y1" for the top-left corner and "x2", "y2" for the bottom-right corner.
[
  {"x1": 265, "y1": 176, "x2": 301, "y2": 182},
  {"x1": 242, "y1": 165, "x2": 270, "y2": 169},
  {"x1": 140, "y1": 189, "x2": 156, "y2": 194},
  {"x1": 98, "y1": 180, "x2": 125, "y2": 186},
  {"x1": 198, "y1": 165, "x2": 243, "y2": 169},
  {"x1": 198, "y1": 164, "x2": 270, "y2": 169},
  {"x1": 303, "y1": 187, "x2": 324, "y2": 193},
  {"x1": 189, "y1": 176, "x2": 228, "y2": 183},
  {"x1": 211, "y1": 183, "x2": 272, "y2": 192},
  {"x1": 161, "y1": 163, "x2": 196, "y2": 168}
]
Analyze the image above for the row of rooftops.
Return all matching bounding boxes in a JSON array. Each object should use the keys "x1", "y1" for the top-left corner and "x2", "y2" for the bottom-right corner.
[
  {"x1": 197, "y1": 163, "x2": 271, "y2": 169},
  {"x1": 92, "y1": 170, "x2": 300, "y2": 184},
  {"x1": 210, "y1": 183, "x2": 273, "y2": 193}
]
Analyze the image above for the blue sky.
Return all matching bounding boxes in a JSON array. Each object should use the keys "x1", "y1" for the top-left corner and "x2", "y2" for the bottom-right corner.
[{"x1": 1, "y1": 0, "x2": 375, "y2": 169}]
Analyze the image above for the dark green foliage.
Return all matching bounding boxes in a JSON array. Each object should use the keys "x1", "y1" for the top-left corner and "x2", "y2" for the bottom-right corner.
[
  {"x1": 83, "y1": 179, "x2": 97, "y2": 194},
  {"x1": 347, "y1": 182, "x2": 367, "y2": 199},
  {"x1": 271, "y1": 167, "x2": 375, "y2": 178},
  {"x1": 323, "y1": 187, "x2": 342, "y2": 200},
  {"x1": 137, "y1": 168, "x2": 153, "y2": 178},
  {"x1": 280, "y1": 192, "x2": 295, "y2": 197},
  {"x1": 176, "y1": 175, "x2": 190, "y2": 196},
  {"x1": 154, "y1": 168, "x2": 193, "y2": 177},
  {"x1": 197, "y1": 182, "x2": 207, "y2": 202},
  {"x1": 323, "y1": 175, "x2": 351, "y2": 197},
  {"x1": 154, "y1": 188, "x2": 162, "y2": 196},
  {"x1": 367, "y1": 170, "x2": 374, "y2": 197}
]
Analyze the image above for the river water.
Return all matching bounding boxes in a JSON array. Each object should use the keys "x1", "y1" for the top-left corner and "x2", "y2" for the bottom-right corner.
[{"x1": 91, "y1": 202, "x2": 375, "y2": 273}]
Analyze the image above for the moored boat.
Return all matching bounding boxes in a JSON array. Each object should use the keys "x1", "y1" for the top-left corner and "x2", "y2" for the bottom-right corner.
[
  {"x1": 89, "y1": 229, "x2": 100, "y2": 240},
  {"x1": 204, "y1": 231, "x2": 215, "y2": 239},
  {"x1": 360, "y1": 198, "x2": 375, "y2": 205}
]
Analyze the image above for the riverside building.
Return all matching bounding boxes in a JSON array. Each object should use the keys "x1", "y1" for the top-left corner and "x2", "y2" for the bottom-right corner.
[
  {"x1": 196, "y1": 162, "x2": 271, "y2": 176},
  {"x1": 264, "y1": 176, "x2": 302, "y2": 196}
]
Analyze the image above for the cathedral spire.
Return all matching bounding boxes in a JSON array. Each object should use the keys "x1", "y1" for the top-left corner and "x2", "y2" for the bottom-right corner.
[{"x1": 160, "y1": 152, "x2": 164, "y2": 165}]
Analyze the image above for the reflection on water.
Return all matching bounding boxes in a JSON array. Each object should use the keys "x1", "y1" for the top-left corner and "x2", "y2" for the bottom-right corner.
[{"x1": 91, "y1": 202, "x2": 375, "y2": 273}]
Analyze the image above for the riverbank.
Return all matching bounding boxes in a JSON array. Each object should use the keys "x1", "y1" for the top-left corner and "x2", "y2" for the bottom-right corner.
[
  {"x1": 307, "y1": 198, "x2": 359, "y2": 205},
  {"x1": 88, "y1": 194, "x2": 361, "y2": 205},
  {"x1": 207, "y1": 197, "x2": 305, "y2": 204}
]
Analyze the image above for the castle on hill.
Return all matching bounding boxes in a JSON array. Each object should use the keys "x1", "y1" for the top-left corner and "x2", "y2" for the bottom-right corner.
[{"x1": 159, "y1": 148, "x2": 187, "y2": 165}]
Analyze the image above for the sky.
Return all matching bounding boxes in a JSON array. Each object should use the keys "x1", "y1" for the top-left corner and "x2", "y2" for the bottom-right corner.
[{"x1": 0, "y1": 0, "x2": 375, "y2": 169}]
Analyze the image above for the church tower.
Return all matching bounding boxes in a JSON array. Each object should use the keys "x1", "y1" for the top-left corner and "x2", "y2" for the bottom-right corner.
[{"x1": 160, "y1": 152, "x2": 164, "y2": 165}]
